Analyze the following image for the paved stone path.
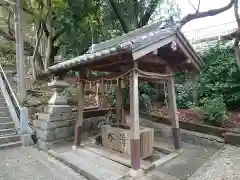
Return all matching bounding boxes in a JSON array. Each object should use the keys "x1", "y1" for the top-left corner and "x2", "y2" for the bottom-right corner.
[
  {"x1": 146, "y1": 142, "x2": 219, "y2": 180},
  {"x1": 188, "y1": 145, "x2": 240, "y2": 180},
  {"x1": 0, "y1": 146, "x2": 87, "y2": 180}
]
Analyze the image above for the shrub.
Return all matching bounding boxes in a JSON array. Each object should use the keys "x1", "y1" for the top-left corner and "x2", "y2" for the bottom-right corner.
[
  {"x1": 175, "y1": 83, "x2": 195, "y2": 109},
  {"x1": 199, "y1": 96, "x2": 228, "y2": 126}
]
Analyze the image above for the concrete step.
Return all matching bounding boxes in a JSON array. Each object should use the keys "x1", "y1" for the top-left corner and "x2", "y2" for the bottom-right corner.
[
  {"x1": 0, "y1": 122, "x2": 15, "y2": 129},
  {"x1": 0, "y1": 117, "x2": 12, "y2": 123},
  {"x1": 0, "y1": 135, "x2": 20, "y2": 145},
  {"x1": 0, "y1": 108, "x2": 10, "y2": 117},
  {"x1": 0, "y1": 128, "x2": 16, "y2": 136},
  {"x1": 0, "y1": 98, "x2": 6, "y2": 103},
  {"x1": 0, "y1": 141, "x2": 21, "y2": 150}
]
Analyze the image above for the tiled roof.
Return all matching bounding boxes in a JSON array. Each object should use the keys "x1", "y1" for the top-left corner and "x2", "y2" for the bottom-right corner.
[{"x1": 47, "y1": 25, "x2": 178, "y2": 73}]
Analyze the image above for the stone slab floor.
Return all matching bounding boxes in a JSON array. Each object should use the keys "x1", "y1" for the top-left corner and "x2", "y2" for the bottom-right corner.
[
  {"x1": 188, "y1": 145, "x2": 240, "y2": 180},
  {"x1": 146, "y1": 142, "x2": 220, "y2": 180},
  {"x1": 0, "y1": 146, "x2": 87, "y2": 180}
]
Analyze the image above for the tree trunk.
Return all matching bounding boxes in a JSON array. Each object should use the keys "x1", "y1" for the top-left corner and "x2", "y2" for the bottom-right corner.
[{"x1": 44, "y1": 0, "x2": 53, "y2": 70}]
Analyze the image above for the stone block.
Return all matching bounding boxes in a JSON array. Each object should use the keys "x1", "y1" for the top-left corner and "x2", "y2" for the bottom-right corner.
[
  {"x1": 224, "y1": 132, "x2": 240, "y2": 146},
  {"x1": 33, "y1": 119, "x2": 76, "y2": 130},
  {"x1": 55, "y1": 126, "x2": 75, "y2": 139},
  {"x1": 36, "y1": 126, "x2": 75, "y2": 141},
  {"x1": 38, "y1": 112, "x2": 75, "y2": 122},
  {"x1": 38, "y1": 113, "x2": 61, "y2": 121},
  {"x1": 62, "y1": 112, "x2": 77, "y2": 121},
  {"x1": 44, "y1": 105, "x2": 72, "y2": 114}
]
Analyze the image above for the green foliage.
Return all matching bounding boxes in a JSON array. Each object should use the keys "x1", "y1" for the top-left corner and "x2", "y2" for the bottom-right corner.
[
  {"x1": 199, "y1": 96, "x2": 228, "y2": 126},
  {"x1": 174, "y1": 41, "x2": 240, "y2": 126},
  {"x1": 199, "y1": 41, "x2": 240, "y2": 110},
  {"x1": 175, "y1": 83, "x2": 195, "y2": 108}
]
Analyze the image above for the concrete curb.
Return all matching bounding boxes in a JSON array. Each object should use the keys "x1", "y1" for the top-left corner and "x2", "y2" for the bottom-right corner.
[
  {"x1": 48, "y1": 149, "x2": 100, "y2": 180},
  {"x1": 140, "y1": 118, "x2": 225, "y2": 149}
]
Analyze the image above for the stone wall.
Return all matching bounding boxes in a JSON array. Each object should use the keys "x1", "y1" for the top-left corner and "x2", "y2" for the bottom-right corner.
[{"x1": 34, "y1": 107, "x2": 106, "y2": 150}]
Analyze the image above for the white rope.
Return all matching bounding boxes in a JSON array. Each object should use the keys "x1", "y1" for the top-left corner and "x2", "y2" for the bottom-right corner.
[{"x1": 77, "y1": 68, "x2": 173, "y2": 83}]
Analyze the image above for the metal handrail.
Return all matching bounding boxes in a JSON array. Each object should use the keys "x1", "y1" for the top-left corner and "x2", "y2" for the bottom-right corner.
[{"x1": 0, "y1": 65, "x2": 20, "y2": 120}]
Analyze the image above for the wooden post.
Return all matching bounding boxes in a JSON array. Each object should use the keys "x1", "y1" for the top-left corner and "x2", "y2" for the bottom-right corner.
[
  {"x1": 167, "y1": 76, "x2": 180, "y2": 150},
  {"x1": 116, "y1": 80, "x2": 122, "y2": 125},
  {"x1": 74, "y1": 74, "x2": 85, "y2": 147},
  {"x1": 130, "y1": 61, "x2": 141, "y2": 170}
]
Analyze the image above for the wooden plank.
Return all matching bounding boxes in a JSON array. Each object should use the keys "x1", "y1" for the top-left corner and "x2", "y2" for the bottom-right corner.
[{"x1": 83, "y1": 144, "x2": 152, "y2": 170}]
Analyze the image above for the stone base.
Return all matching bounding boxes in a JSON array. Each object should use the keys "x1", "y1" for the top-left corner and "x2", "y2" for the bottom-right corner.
[
  {"x1": 44, "y1": 105, "x2": 72, "y2": 114},
  {"x1": 36, "y1": 126, "x2": 75, "y2": 141},
  {"x1": 34, "y1": 119, "x2": 76, "y2": 130},
  {"x1": 21, "y1": 134, "x2": 34, "y2": 146},
  {"x1": 37, "y1": 138, "x2": 73, "y2": 151},
  {"x1": 129, "y1": 169, "x2": 143, "y2": 179},
  {"x1": 38, "y1": 112, "x2": 77, "y2": 122}
]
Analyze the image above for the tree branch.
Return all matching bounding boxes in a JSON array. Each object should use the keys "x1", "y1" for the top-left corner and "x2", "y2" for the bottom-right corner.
[
  {"x1": 197, "y1": 0, "x2": 201, "y2": 12},
  {"x1": 0, "y1": 2, "x2": 9, "y2": 6},
  {"x1": 109, "y1": 0, "x2": 129, "y2": 33},
  {"x1": 52, "y1": 28, "x2": 65, "y2": 43},
  {"x1": 138, "y1": 0, "x2": 161, "y2": 27},
  {"x1": 187, "y1": 0, "x2": 200, "y2": 12},
  {"x1": 7, "y1": 9, "x2": 13, "y2": 36},
  {"x1": 180, "y1": 0, "x2": 235, "y2": 26}
]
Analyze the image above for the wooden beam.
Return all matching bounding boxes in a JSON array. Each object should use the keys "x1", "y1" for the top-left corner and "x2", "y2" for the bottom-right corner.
[
  {"x1": 137, "y1": 70, "x2": 172, "y2": 81},
  {"x1": 130, "y1": 61, "x2": 141, "y2": 170},
  {"x1": 139, "y1": 54, "x2": 167, "y2": 65},
  {"x1": 167, "y1": 76, "x2": 180, "y2": 150},
  {"x1": 132, "y1": 35, "x2": 176, "y2": 60},
  {"x1": 175, "y1": 38, "x2": 201, "y2": 71}
]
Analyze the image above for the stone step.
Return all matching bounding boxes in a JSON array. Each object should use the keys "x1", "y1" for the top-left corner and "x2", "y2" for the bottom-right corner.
[
  {"x1": 0, "y1": 98, "x2": 6, "y2": 102},
  {"x1": 0, "y1": 128, "x2": 16, "y2": 136},
  {"x1": 0, "y1": 135, "x2": 20, "y2": 145},
  {"x1": 0, "y1": 108, "x2": 10, "y2": 117},
  {"x1": 0, "y1": 141, "x2": 21, "y2": 150},
  {"x1": 0, "y1": 117, "x2": 13, "y2": 123},
  {"x1": 0, "y1": 122, "x2": 15, "y2": 129}
]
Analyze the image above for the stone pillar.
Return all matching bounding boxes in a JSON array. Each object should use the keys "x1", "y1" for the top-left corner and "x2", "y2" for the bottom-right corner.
[
  {"x1": 167, "y1": 76, "x2": 181, "y2": 150},
  {"x1": 34, "y1": 77, "x2": 76, "y2": 150}
]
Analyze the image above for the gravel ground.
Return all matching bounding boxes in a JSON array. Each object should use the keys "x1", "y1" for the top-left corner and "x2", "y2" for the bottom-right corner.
[
  {"x1": 188, "y1": 145, "x2": 240, "y2": 180},
  {"x1": 0, "y1": 146, "x2": 87, "y2": 180}
]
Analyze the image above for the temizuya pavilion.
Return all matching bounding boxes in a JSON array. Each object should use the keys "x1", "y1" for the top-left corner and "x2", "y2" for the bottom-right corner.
[{"x1": 46, "y1": 23, "x2": 203, "y2": 174}]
